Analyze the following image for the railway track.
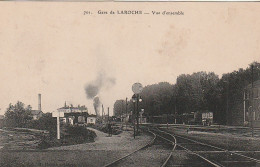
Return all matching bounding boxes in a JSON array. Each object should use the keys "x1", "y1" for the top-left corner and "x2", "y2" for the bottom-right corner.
[
  {"x1": 103, "y1": 128, "x2": 175, "y2": 167},
  {"x1": 152, "y1": 128, "x2": 219, "y2": 167},
  {"x1": 156, "y1": 127, "x2": 260, "y2": 167},
  {"x1": 103, "y1": 124, "x2": 260, "y2": 167}
]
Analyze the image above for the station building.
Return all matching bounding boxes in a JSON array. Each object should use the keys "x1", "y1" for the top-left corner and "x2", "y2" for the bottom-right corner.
[
  {"x1": 57, "y1": 103, "x2": 89, "y2": 125},
  {"x1": 87, "y1": 115, "x2": 97, "y2": 124},
  {"x1": 244, "y1": 80, "x2": 260, "y2": 127}
]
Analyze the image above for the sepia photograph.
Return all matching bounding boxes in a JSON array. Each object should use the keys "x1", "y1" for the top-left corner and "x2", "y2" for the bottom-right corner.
[{"x1": 0, "y1": 2, "x2": 260, "y2": 166}]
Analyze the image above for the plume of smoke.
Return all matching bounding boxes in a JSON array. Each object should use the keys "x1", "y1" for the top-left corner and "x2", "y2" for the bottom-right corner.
[
  {"x1": 93, "y1": 96, "x2": 101, "y2": 116},
  {"x1": 85, "y1": 71, "x2": 116, "y2": 115},
  {"x1": 85, "y1": 72, "x2": 116, "y2": 99},
  {"x1": 85, "y1": 84, "x2": 99, "y2": 99}
]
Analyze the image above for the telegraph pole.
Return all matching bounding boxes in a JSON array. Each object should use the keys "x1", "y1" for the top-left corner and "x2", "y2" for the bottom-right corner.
[
  {"x1": 121, "y1": 100, "x2": 124, "y2": 128},
  {"x1": 133, "y1": 100, "x2": 136, "y2": 138},
  {"x1": 223, "y1": 80, "x2": 229, "y2": 125},
  {"x1": 57, "y1": 114, "x2": 60, "y2": 140},
  {"x1": 125, "y1": 97, "x2": 128, "y2": 130},
  {"x1": 226, "y1": 82, "x2": 229, "y2": 125},
  {"x1": 136, "y1": 94, "x2": 139, "y2": 134},
  {"x1": 251, "y1": 64, "x2": 254, "y2": 137},
  {"x1": 108, "y1": 107, "x2": 110, "y2": 123},
  {"x1": 133, "y1": 103, "x2": 136, "y2": 138},
  {"x1": 243, "y1": 91, "x2": 246, "y2": 124},
  {"x1": 175, "y1": 97, "x2": 177, "y2": 124},
  {"x1": 132, "y1": 83, "x2": 143, "y2": 138},
  {"x1": 102, "y1": 104, "x2": 104, "y2": 123}
]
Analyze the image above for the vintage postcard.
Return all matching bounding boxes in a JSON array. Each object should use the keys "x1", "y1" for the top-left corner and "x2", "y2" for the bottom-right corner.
[{"x1": 0, "y1": 1, "x2": 260, "y2": 167}]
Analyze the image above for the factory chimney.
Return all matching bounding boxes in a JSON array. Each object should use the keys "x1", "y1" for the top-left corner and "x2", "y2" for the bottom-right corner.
[{"x1": 38, "y1": 94, "x2": 41, "y2": 111}]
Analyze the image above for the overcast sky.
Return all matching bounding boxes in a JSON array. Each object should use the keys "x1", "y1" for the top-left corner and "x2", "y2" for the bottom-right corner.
[{"x1": 0, "y1": 3, "x2": 259, "y2": 115}]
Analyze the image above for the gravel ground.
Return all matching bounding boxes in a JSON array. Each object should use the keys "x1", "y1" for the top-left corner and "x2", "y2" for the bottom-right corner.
[
  {"x1": 0, "y1": 128, "x2": 153, "y2": 167},
  {"x1": 48, "y1": 127, "x2": 151, "y2": 151},
  {"x1": 167, "y1": 150, "x2": 213, "y2": 167},
  {"x1": 114, "y1": 146, "x2": 170, "y2": 167},
  {"x1": 112, "y1": 137, "x2": 172, "y2": 167}
]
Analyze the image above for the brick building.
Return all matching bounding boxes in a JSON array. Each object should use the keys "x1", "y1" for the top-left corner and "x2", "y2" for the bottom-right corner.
[{"x1": 244, "y1": 80, "x2": 260, "y2": 127}]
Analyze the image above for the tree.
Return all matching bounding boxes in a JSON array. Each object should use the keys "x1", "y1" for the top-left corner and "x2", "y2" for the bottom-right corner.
[
  {"x1": 27, "y1": 113, "x2": 57, "y2": 136},
  {"x1": 113, "y1": 100, "x2": 126, "y2": 117},
  {"x1": 140, "y1": 82, "x2": 174, "y2": 116},
  {"x1": 112, "y1": 61, "x2": 260, "y2": 125},
  {"x1": 174, "y1": 72, "x2": 220, "y2": 115},
  {"x1": 4, "y1": 101, "x2": 33, "y2": 127}
]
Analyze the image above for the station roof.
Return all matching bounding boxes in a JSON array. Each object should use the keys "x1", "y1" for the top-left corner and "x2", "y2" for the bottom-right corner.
[{"x1": 58, "y1": 106, "x2": 88, "y2": 110}]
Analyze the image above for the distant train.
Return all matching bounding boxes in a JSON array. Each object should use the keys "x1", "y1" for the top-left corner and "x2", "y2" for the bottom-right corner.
[
  {"x1": 147, "y1": 111, "x2": 213, "y2": 126},
  {"x1": 180, "y1": 111, "x2": 213, "y2": 126},
  {"x1": 201, "y1": 112, "x2": 213, "y2": 126}
]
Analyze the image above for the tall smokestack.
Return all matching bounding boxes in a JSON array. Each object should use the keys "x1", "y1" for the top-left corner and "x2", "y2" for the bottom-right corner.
[{"x1": 38, "y1": 94, "x2": 41, "y2": 111}]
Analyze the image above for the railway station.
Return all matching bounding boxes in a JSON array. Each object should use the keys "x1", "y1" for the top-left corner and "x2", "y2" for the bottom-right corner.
[
  {"x1": 1, "y1": 4, "x2": 260, "y2": 166},
  {"x1": 1, "y1": 78, "x2": 260, "y2": 167}
]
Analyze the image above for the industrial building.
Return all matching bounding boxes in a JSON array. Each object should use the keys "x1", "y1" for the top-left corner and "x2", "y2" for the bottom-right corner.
[{"x1": 30, "y1": 94, "x2": 43, "y2": 120}]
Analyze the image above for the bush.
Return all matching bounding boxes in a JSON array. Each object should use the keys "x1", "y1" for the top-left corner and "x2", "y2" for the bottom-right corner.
[
  {"x1": 91, "y1": 123, "x2": 122, "y2": 135},
  {"x1": 64, "y1": 125, "x2": 96, "y2": 140},
  {"x1": 38, "y1": 125, "x2": 97, "y2": 149}
]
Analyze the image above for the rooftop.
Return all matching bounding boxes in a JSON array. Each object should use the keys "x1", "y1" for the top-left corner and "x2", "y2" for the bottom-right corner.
[
  {"x1": 58, "y1": 106, "x2": 88, "y2": 110},
  {"x1": 31, "y1": 110, "x2": 43, "y2": 115}
]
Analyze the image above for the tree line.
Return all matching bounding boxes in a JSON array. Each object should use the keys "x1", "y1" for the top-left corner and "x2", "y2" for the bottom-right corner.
[
  {"x1": 3, "y1": 101, "x2": 56, "y2": 134},
  {"x1": 114, "y1": 62, "x2": 260, "y2": 125}
]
